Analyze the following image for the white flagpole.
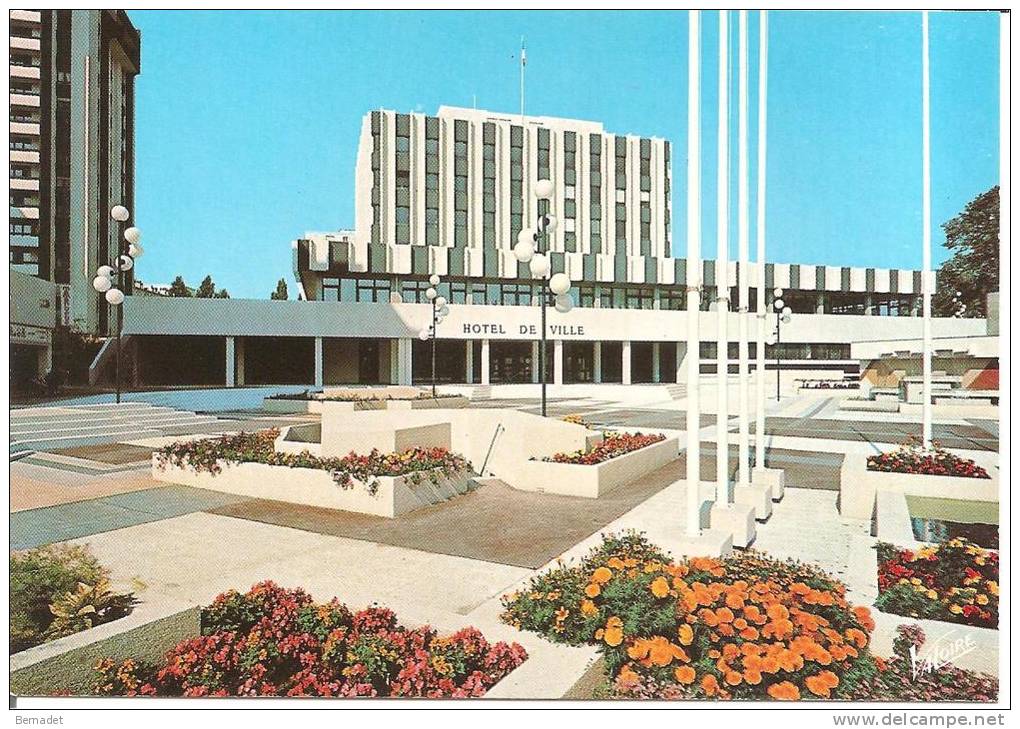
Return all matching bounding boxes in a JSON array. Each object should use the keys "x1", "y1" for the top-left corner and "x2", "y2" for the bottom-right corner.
[
  {"x1": 737, "y1": 10, "x2": 750, "y2": 489},
  {"x1": 685, "y1": 10, "x2": 703, "y2": 537},
  {"x1": 921, "y1": 11, "x2": 933, "y2": 449},
  {"x1": 755, "y1": 10, "x2": 769, "y2": 470},
  {"x1": 716, "y1": 9, "x2": 730, "y2": 507}
]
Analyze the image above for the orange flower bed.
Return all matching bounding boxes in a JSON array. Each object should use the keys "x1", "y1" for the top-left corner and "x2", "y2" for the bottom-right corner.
[{"x1": 502, "y1": 535, "x2": 879, "y2": 701}]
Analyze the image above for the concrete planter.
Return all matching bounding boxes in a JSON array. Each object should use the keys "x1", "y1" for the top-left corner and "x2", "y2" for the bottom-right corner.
[
  {"x1": 152, "y1": 456, "x2": 473, "y2": 518},
  {"x1": 795, "y1": 387, "x2": 859, "y2": 396},
  {"x1": 262, "y1": 398, "x2": 329, "y2": 414},
  {"x1": 262, "y1": 396, "x2": 469, "y2": 414},
  {"x1": 845, "y1": 537, "x2": 998, "y2": 676},
  {"x1": 838, "y1": 398, "x2": 900, "y2": 413},
  {"x1": 838, "y1": 453, "x2": 999, "y2": 521},
  {"x1": 509, "y1": 436, "x2": 679, "y2": 498}
]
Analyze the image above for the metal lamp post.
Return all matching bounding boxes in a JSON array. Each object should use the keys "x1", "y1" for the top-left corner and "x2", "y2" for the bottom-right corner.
[
  {"x1": 419, "y1": 273, "x2": 448, "y2": 399},
  {"x1": 512, "y1": 178, "x2": 573, "y2": 417},
  {"x1": 92, "y1": 205, "x2": 142, "y2": 404},
  {"x1": 769, "y1": 287, "x2": 792, "y2": 402}
]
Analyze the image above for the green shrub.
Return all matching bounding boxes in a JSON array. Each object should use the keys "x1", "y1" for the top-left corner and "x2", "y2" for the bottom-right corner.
[{"x1": 10, "y1": 545, "x2": 133, "y2": 654}]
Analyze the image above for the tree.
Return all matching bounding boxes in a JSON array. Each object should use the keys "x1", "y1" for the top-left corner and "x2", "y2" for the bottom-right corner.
[
  {"x1": 934, "y1": 186, "x2": 999, "y2": 318},
  {"x1": 215, "y1": 288, "x2": 230, "y2": 299},
  {"x1": 167, "y1": 276, "x2": 191, "y2": 297},
  {"x1": 270, "y1": 279, "x2": 289, "y2": 300},
  {"x1": 196, "y1": 275, "x2": 217, "y2": 299}
]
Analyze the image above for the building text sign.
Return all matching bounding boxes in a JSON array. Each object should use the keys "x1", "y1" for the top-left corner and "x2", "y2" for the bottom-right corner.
[{"x1": 461, "y1": 322, "x2": 587, "y2": 338}]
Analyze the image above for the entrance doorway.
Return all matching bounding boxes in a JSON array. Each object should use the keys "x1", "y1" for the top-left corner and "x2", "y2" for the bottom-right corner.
[
  {"x1": 631, "y1": 342, "x2": 654, "y2": 383},
  {"x1": 564, "y1": 342, "x2": 594, "y2": 383},
  {"x1": 490, "y1": 341, "x2": 533, "y2": 383},
  {"x1": 600, "y1": 342, "x2": 623, "y2": 383}
]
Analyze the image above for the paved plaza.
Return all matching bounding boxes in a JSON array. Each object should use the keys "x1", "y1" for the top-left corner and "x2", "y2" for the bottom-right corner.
[{"x1": 9, "y1": 387, "x2": 1001, "y2": 697}]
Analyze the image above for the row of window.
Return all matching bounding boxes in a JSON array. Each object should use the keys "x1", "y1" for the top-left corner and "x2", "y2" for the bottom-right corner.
[{"x1": 317, "y1": 277, "x2": 922, "y2": 316}]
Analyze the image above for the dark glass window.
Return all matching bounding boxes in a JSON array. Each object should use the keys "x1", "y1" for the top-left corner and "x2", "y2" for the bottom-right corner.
[{"x1": 356, "y1": 278, "x2": 391, "y2": 303}]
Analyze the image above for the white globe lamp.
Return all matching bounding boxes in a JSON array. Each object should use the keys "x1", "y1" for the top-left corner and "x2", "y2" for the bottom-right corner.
[
  {"x1": 429, "y1": 274, "x2": 440, "y2": 287},
  {"x1": 539, "y1": 214, "x2": 558, "y2": 233},
  {"x1": 439, "y1": 305, "x2": 450, "y2": 317},
  {"x1": 774, "y1": 298, "x2": 784, "y2": 311},
  {"x1": 425, "y1": 287, "x2": 437, "y2": 301},
  {"x1": 549, "y1": 272, "x2": 571, "y2": 296},
  {"x1": 513, "y1": 239, "x2": 535, "y2": 264},
  {"x1": 435, "y1": 296, "x2": 447, "y2": 308},
  {"x1": 533, "y1": 179, "x2": 554, "y2": 200},
  {"x1": 110, "y1": 205, "x2": 129, "y2": 222},
  {"x1": 418, "y1": 329, "x2": 430, "y2": 341},
  {"x1": 554, "y1": 294, "x2": 573, "y2": 314},
  {"x1": 529, "y1": 253, "x2": 550, "y2": 278},
  {"x1": 128, "y1": 243, "x2": 144, "y2": 258},
  {"x1": 105, "y1": 288, "x2": 125, "y2": 305},
  {"x1": 97, "y1": 265, "x2": 115, "y2": 278},
  {"x1": 773, "y1": 287, "x2": 784, "y2": 298},
  {"x1": 117, "y1": 254, "x2": 134, "y2": 271},
  {"x1": 124, "y1": 227, "x2": 141, "y2": 245},
  {"x1": 92, "y1": 276, "x2": 112, "y2": 293}
]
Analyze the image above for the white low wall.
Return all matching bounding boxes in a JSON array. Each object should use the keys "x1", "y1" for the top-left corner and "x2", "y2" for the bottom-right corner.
[
  {"x1": 263, "y1": 396, "x2": 469, "y2": 414},
  {"x1": 839, "y1": 453, "x2": 999, "y2": 521},
  {"x1": 508, "y1": 436, "x2": 679, "y2": 498},
  {"x1": 263, "y1": 398, "x2": 329, "y2": 414},
  {"x1": 321, "y1": 406, "x2": 452, "y2": 456},
  {"x1": 152, "y1": 456, "x2": 473, "y2": 518},
  {"x1": 845, "y1": 537, "x2": 999, "y2": 676},
  {"x1": 838, "y1": 399, "x2": 900, "y2": 413}
]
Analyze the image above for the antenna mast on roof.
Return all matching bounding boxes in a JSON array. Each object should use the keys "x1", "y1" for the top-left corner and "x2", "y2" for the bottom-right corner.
[{"x1": 520, "y1": 36, "x2": 526, "y2": 122}]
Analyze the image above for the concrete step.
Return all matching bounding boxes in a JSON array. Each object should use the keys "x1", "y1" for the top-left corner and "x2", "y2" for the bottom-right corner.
[
  {"x1": 10, "y1": 428, "x2": 168, "y2": 456},
  {"x1": 10, "y1": 414, "x2": 219, "y2": 440},
  {"x1": 10, "y1": 407, "x2": 180, "y2": 428}
]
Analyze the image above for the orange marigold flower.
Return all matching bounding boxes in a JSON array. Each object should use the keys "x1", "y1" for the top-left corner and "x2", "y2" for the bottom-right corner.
[
  {"x1": 805, "y1": 671, "x2": 839, "y2": 697},
  {"x1": 766, "y1": 603, "x2": 790, "y2": 621},
  {"x1": 592, "y1": 567, "x2": 613, "y2": 584},
  {"x1": 725, "y1": 671, "x2": 743, "y2": 686},
  {"x1": 853, "y1": 605, "x2": 875, "y2": 632},
  {"x1": 697, "y1": 611, "x2": 722, "y2": 628},
  {"x1": 845, "y1": 628, "x2": 868, "y2": 648},
  {"x1": 607, "y1": 557, "x2": 626, "y2": 570},
  {"x1": 650, "y1": 576, "x2": 671, "y2": 598},
  {"x1": 790, "y1": 582, "x2": 811, "y2": 595},
  {"x1": 768, "y1": 681, "x2": 801, "y2": 701},
  {"x1": 584, "y1": 583, "x2": 601, "y2": 598},
  {"x1": 674, "y1": 666, "x2": 697, "y2": 685},
  {"x1": 617, "y1": 663, "x2": 640, "y2": 687},
  {"x1": 677, "y1": 623, "x2": 694, "y2": 646},
  {"x1": 702, "y1": 673, "x2": 720, "y2": 697},
  {"x1": 743, "y1": 669, "x2": 763, "y2": 686},
  {"x1": 739, "y1": 626, "x2": 760, "y2": 641},
  {"x1": 715, "y1": 607, "x2": 735, "y2": 624},
  {"x1": 603, "y1": 616, "x2": 624, "y2": 647},
  {"x1": 580, "y1": 599, "x2": 598, "y2": 617}
]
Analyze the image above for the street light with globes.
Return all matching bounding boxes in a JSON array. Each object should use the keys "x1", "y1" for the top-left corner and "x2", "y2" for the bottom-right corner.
[
  {"x1": 417, "y1": 273, "x2": 448, "y2": 398},
  {"x1": 769, "y1": 287, "x2": 793, "y2": 401},
  {"x1": 512, "y1": 178, "x2": 573, "y2": 417},
  {"x1": 91, "y1": 205, "x2": 143, "y2": 403}
]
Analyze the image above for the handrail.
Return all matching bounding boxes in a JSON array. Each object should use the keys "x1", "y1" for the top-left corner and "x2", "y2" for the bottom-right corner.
[{"x1": 479, "y1": 423, "x2": 503, "y2": 477}]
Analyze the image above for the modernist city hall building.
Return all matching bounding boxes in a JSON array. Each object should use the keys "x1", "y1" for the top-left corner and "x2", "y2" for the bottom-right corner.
[{"x1": 120, "y1": 106, "x2": 984, "y2": 388}]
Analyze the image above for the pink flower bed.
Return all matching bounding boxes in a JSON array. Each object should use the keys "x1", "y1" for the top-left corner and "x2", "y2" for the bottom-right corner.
[
  {"x1": 92, "y1": 582, "x2": 526, "y2": 698},
  {"x1": 542, "y1": 432, "x2": 666, "y2": 465}
]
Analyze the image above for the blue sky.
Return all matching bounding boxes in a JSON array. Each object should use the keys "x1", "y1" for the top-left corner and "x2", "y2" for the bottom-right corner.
[{"x1": 132, "y1": 10, "x2": 1000, "y2": 299}]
